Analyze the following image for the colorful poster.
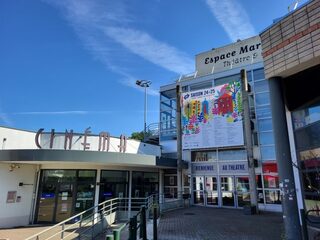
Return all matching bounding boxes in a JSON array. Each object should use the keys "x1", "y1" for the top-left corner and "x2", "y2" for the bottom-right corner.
[{"x1": 181, "y1": 81, "x2": 244, "y2": 149}]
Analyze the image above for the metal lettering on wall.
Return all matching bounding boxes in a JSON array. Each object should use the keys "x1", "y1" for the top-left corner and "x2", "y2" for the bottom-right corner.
[
  {"x1": 196, "y1": 36, "x2": 263, "y2": 76},
  {"x1": 35, "y1": 128, "x2": 126, "y2": 152}
]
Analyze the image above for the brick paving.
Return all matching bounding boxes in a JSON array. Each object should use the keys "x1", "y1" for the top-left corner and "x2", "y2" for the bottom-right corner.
[
  {"x1": 0, "y1": 207, "x2": 284, "y2": 240},
  {"x1": 158, "y1": 206, "x2": 284, "y2": 240}
]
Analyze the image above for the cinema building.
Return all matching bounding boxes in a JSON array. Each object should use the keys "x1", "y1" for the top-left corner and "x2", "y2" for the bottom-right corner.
[
  {"x1": 0, "y1": 126, "x2": 174, "y2": 228},
  {"x1": 160, "y1": 35, "x2": 283, "y2": 212}
]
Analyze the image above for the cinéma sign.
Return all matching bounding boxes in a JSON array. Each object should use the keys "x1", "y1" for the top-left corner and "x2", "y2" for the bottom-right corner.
[{"x1": 196, "y1": 36, "x2": 262, "y2": 76}]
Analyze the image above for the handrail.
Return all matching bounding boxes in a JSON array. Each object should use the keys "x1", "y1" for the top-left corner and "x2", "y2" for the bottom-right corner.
[
  {"x1": 306, "y1": 209, "x2": 320, "y2": 224},
  {"x1": 25, "y1": 196, "x2": 155, "y2": 240},
  {"x1": 26, "y1": 198, "x2": 119, "y2": 240}
]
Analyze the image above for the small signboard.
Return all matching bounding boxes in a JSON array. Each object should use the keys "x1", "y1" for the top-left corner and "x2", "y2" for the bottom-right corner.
[{"x1": 6, "y1": 191, "x2": 17, "y2": 203}]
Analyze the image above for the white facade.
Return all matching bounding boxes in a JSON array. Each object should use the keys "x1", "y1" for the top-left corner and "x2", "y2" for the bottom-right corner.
[
  {"x1": 0, "y1": 163, "x2": 37, "y2": 228},
  {"x1": 0, "y1": 126, "x2": 165, "y2": 228},
  {"x1": 0, "y1": 127, "x2": 36, "y2": 149}
]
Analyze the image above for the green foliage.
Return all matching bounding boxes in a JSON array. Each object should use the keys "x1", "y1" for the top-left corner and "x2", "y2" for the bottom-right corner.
[{"x1": 129, "y1": 131, "x2": 144, "y2": 141}]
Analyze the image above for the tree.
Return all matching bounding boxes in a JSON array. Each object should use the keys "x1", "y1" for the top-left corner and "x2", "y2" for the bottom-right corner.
[{"x1": 129, "y1": 131, "x2": 144, "y2": 141}]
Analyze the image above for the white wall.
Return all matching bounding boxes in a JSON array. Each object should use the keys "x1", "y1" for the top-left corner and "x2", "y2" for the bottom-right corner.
[
  {"x1": 0, "y1": 127, "x2": 36, "y2": 149},
  {"x1": 160, "y1": 140, "x2": 177, "y2": 153},
  {"x1": 0, "y1": 163, "x2": 37, "y2": 228},
  {"x1": 0, "y1": 126, "x2": 161, "y2": 156}
]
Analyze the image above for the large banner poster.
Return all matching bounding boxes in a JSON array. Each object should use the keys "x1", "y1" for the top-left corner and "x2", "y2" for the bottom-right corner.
[{"x1": 181, "y1": 81, "x2": 244, "y2": 149}]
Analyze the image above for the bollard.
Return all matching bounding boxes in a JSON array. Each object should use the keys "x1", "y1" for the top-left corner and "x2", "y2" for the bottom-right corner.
[
  {"x1": 300, "y1": 209, "x2": 309, "y2": 240},
  {"x1": 153, "y1": 206, "x2": 158, "y2": 240},
  {"x1": 113, "y1": 229, "x2": 121, "y2": 240},
  {"x1": 106, "y1": 234, "x2": 114, "y2": 240},
  {"x1": 129, "y1": 216, "x2": 137, "y2": 240},
  {"x1": 140, "y1": 206, "x2": 147, "y2": 240}
]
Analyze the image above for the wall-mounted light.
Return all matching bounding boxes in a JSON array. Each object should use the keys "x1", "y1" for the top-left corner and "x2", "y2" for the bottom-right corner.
[
  {"x1": 19, "y1": 182, "x2": 33, "y2": 187},
  {"x1": 9, "y1": 164, "x2": 20, "y2": 172}
]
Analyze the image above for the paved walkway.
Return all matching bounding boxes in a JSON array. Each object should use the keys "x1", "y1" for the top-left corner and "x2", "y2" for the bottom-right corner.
[
  {"x1": 0, "y1": 207, "x2": 283, "y2": 240},
  {"x1": 158, "y1": 207, "x2": 284, "y2": 240},
  {"x1": 0, "y1": 225, "x2": 51, "y2": 240}
]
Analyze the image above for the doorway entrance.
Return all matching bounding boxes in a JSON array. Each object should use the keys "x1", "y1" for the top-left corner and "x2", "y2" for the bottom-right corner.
[
  {"x1": 193, "y1": 176, "x2": 218, "y2": 206},
  {"x1": 37, "y1": 182, "x2": 75, "y2": 222},
  {"x1": 193, "y1": 175, "x2": 250, "y2": 208},
  {"x1": 221, "y1": 176, "x2": 250, "y2": 208},
  {"x1": 36, "y1": 170, "x2": 96, "y2": 223}
]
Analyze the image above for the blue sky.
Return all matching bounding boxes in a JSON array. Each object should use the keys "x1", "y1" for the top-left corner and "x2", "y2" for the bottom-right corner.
[{"x1": 0, "y1": 0, "x2": 307, "y2": 137}]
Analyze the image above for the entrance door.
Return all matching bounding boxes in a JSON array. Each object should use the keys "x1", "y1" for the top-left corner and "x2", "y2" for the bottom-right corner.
[
  {"x1": 193, "y1": 176, "x2": 218, "y2": 206},
  {"x1": 235, "y1": 176, "x2": 251, "y2": 207},
  {"x1": 75, "y1": 183, "x2": 95, "y2": 214},
  {"x1": 205, "y1": 177, "x2": 218, "y2": 206},
  {"x1": 193, "y1": 176, "x2": 205, "y2": 205},
  {"x1": 37, "y1": 182, "x2": 57, "y2": 222},
  {"x1": 37, "y1": 182, "x2": 75, "y2": 223},
  {"x1": 55, "y1": 183, "x2": 74, "y2": 222},
  {"x1": 220, "y1": 176, "x2": 235, "y2": 207}
]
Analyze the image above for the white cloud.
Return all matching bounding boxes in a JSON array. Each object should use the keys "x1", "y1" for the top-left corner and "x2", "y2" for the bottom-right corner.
[
  {"x1": 104, "y1": 27, "x2": 193, "y2": 74},
  {"x1": 43, "y1": 0, "x2": 193, "y2": 95},
  {"x1": 206, "y1": 0, "x2": 256, "y2": 42},
  {"x1": 0, "y1": 103, "x2": 13, "y2": 126},
  {"x1": 0, "y1": 113, "x2": 13, "y2": 125},
  {"x1": 5, "y1": 109, "x2": 158, "y2": 115},
  {"x1": 12, "y1": 111, "x2": 89, "y2": 115}
]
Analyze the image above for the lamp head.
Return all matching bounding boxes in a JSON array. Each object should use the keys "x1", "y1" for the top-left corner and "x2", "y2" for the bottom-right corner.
[{"x1": 136, "y1": 80, "x2": 151, "y2": 87}]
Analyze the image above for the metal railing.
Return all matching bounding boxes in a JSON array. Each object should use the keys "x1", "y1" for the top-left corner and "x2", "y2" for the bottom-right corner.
[
  {"x1": 106, "y1": 196, "x2": 157, "y2": 240},
  {"x1": 146, "y1": 123, "x2": 160, "y2": 137},
  {"x1": 306, "y1": 209, "x2": 320, "y2": 224},
  {"x1": 159, "y1": 192, "x2": 190, "y2": 212},
  {"x1": 25, "y1": 196, "x2": 155, "y2": 240}
]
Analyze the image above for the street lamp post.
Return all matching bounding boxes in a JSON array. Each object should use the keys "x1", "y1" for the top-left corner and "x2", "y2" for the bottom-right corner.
[{"x1": 136, "y1": 80, "x2": 152, "y2": 142}]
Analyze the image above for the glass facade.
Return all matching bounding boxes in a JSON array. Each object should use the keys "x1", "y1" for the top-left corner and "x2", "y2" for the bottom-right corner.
[
  {"x1": 160, "y1": 89, "x2": 177, "y2": 141},
  {"x1": 251, "y1": 68, "x2": 280, "y2": 205},
  {"x1": 37, "y1": 170, "x2": 96, "y2": 223},
  {"x1": 292, "y1": 102, "x2": 320, "y2": 216},
  {"x1": 160, "y1": 67, "x2": 281, "y2": 207},
  {"x1": 132, "y1": 171, "x2": 159, "y2": 197},
  {"x1": 99, "y1": 170, "x2": 128, "y2": 202}
]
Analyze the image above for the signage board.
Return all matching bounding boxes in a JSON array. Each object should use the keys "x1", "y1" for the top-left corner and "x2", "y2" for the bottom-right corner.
[
  {"x1": 181, "y1": 81, "x2": 244, "y2": 149},
  {"x1": 192, "y1": 163, "x2": 217, "y2": 175},
  {"x1": 219, "y1": 161, "x2": 248, "y2": 174},
  {"x1": 196, "y1": 36, "x2": 262, "y2": 76}
]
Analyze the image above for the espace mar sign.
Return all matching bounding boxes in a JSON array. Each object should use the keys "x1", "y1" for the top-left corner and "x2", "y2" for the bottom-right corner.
[{"x1": 196, "y1": 36, "x2": 263, "y2": 76}]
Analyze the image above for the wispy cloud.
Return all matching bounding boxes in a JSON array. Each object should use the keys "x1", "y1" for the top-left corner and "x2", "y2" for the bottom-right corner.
[
  {"x1": 205, "y1": 0, "x2": 256, "y2": 42},
  {"x1": 104, "y1": 27, "x2": 193, "y2": 74},
  {"x1": 0, "y1": 103, "x2": 13, "y2": 126},
  {"x1": 2, "y1": 109, "x2": 159, "y2": 116},
  {"x1": 43, "y1": 0, "x2": 193, "y2": 95},
  {"x1": 12, "y1": 111, "x2": 89, "y2": 115},
  {"x1": 0, "y1": 113, "x2": 13, "y2": 125}
]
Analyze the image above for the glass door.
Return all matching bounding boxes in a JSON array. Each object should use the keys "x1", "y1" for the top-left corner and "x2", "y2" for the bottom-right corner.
[
  {"x1": 236, "y1": 176, "x2": 250, "y2": 207},
  {"x1": 37, "y1": 182, "x2": 57, "y2": 222},
  {"x1": 193, "y1": 176, "x2": 204, "y2": 205},
  {"x1": 55, "y1": 183, "x2": 74, "y2": 222},
  {"x1": 75, "y1": 183, "x2": 95, "y2": 214},
  {"x1": 205, "y1": 177, "x2": 218, "y2": 206},
  {"x1": 37, "y1": 182, "x2": 75, "y2": 223},
  {"x1": 220, "y1": 176, "x2": 235, "y2": 207}
]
